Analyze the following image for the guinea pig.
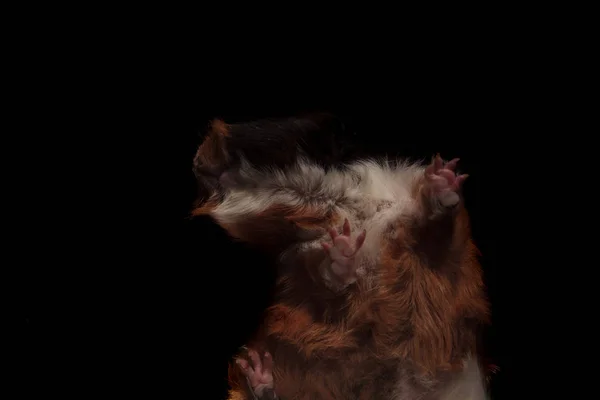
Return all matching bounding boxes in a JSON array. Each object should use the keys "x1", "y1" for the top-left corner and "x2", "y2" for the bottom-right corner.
[{"x1": 192, "y1": 115, "x2": 491, "y2": 399}]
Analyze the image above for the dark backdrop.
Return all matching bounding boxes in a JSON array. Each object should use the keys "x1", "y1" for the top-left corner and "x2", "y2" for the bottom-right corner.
[
  {"x1": 10, "y1": 7, "x2": 582, "y2": 394},
  {"x1": 17, "y1": 84, "x2": 537, "y2": 398}
]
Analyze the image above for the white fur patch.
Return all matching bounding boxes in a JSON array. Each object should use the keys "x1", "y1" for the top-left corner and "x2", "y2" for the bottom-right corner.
[
  {"x1": 437, "y1": 357, "x2": 490, "y2": 400},
  {"x1": 390, "y1": 357, "x2": 489, "y2": 400},
  {"x1": 213, "y1": 157, "x2": 425, "y2": 268}
]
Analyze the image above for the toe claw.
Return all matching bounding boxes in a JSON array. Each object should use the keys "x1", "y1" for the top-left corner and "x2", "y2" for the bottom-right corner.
[
  {"x1": 342, "y1": 218, "x2": 351, "y2": 237},
  {"x1": 445, "y1": 158, "x2": 460, "y2": 171},
  {"x1": 328, "y1": 228, "x2": 338, "y2": 240},
  {"x1": 248, "y1": 349, "x2": 262, "y2": 373},
  {"x1": 453, "y1": 174, "x2": 468, "y2": 190}
]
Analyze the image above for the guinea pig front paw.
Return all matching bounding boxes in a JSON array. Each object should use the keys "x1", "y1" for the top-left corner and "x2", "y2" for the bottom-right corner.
[
  {"x1": 236, "y1": 349, "x2": 276, "y2": 399},
  {"x1": 424, "y1": 154, "x2": 468, "y2": 209},
  {"x1": 321, "y1": 218, "x2": 367, "y2": 286}
]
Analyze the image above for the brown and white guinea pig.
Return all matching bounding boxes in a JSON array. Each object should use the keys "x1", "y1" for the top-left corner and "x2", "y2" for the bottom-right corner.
[{"x1": 192, "y1": 115, "x2": 491, "y2": 400}]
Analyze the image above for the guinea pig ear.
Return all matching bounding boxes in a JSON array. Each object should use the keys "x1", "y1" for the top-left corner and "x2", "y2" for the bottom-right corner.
[
  {"x1": 193, "y1": 119, "x2": 231, "y2": 179},
  {"x1": 209, "y1": 118, "x2": 229, "y2": 136}
]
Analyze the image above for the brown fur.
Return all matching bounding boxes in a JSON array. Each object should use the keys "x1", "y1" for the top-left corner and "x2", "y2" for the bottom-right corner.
[
  {"x1": 223, "y1": 175, "x2": 489, "y2": 399},
  {"x1": 193, "y1": 119, "x2": 230, "y2": 171}
]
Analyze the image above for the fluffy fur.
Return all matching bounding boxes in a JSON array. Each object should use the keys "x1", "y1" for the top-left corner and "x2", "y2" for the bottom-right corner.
[{"x1": 192, "y1": 116, "x2": 490, "y2": 399}]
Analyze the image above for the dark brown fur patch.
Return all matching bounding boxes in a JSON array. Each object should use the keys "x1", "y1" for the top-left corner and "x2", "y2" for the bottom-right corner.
[
  {"x1": 225, "y1": 200, "x2": 489, "y2": 399},
  {"x1": 193, "y1": 120, "x2": 230, "y2": 172}
]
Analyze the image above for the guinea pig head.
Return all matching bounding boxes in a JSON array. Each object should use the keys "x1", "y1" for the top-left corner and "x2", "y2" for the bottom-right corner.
[
  {"x1": 191, "y1": 114, "x2": 346, "y2": 251},
  {"x1": 192, "y1": 114, "x2": 342, "y2": 214},
  {"x1": 192, "y1": 119, "x2": 232, "y2": 203}
]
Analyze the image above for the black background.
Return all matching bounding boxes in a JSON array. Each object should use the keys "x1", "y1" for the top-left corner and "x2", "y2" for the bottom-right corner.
[{"x1": 14, "y1": 52, "x2": 558, "y2": 398}]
